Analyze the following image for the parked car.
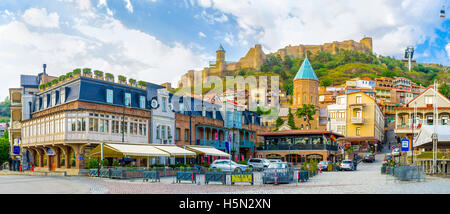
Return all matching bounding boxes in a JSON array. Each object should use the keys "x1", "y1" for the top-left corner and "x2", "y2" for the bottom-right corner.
[
  {"x1": 340, "y1": 160, "x2": 354, "y2": 171},
  {"x1": 268, "y1": 159, "x2": 282, "y2": 163},
  {"x1": 362, "y1": 153, "x2": 375, "y2": 163},
  {"x1": 318, "y1": 161, "x2": 331, "y2": 171},
  {"x1": 247, "y1": 158, "x2": 271, "y2": 170},
  {"x1": 263, "y1": 162, "x2": 294, "y2": 184},
  {"x1": 383, "y1": 154, "x2": 393, "y2": 164},
  {"x1": 392, "y1": 148, "x2": 401, "y2": 157},
  {"x1": 210, "y1": 160, "x2": 247, "y2": 172}
]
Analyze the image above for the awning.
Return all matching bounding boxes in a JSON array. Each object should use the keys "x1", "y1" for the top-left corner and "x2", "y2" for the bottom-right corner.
[
  {"x1": 87, "y1": 143, "x2": 170, "y2": 158},
  {"x1": 152, "y1": 145, "x2": 196, "y2": 157},
  {"x1": 414, "y1": 125, "x2": 450, "y2": 147},
  {"x1": 185, "y1": 145, "x2": 231, "y2": 157}
]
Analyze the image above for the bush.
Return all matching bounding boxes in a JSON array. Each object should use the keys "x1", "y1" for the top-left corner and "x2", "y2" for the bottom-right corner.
[
  {"x1": 138, "y1": 80, "x2": 147, "y2": 87},
  {"x1": 73, "y1": 68, "x2": 81, "y2": 75},
  {"x1": 100, "y1": 159, "x2": 109, "y2": 166},
  {"x1": 129, "y1": 78, "x2": 136, "y2": 85},
  {"x1": 87, "y1": 159, "x2": 99, "y2": 169},
  {"x1": 105, "y1": 73, "x2": 114, "y2": 81},
  {"x1": 202, "y1": 162, "x2": 210, "y2": 167},
  {"x1": 112, "y1": 160, "x2": 120, "y2": 167}
]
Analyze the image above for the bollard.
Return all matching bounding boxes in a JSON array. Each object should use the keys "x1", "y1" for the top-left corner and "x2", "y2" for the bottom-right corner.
[{"x1": 274, "y1": 169, "x2": 277, "y2": 185}]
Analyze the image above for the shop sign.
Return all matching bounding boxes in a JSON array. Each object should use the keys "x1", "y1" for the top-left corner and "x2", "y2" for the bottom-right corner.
[
  {"x1": 232, "y1": 174, "x2": 252, "y2": 183},
  {"x1": 266, "y1": 154, "x2": 281, "y2": 159},
  {"x1": 13, "y1": 146, "x2": 20, "y2": 155},
  {"x1": 46, "y1": 148, "x2": 55, "y2": 156},
  {"x1": 401, "y1": 137, "x2": 409, "y2": 151}
]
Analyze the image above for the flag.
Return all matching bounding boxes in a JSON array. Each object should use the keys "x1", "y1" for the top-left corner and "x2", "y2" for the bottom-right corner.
[
  {"x1": 323, "y1": 134, "x2": 328, "y2": 144},
  {"x1": 330, "y1": 134, "x2": 337, "y2": 142},
  {"x1": 241, "y1": 155, "x2": 244, "y2": 161}
]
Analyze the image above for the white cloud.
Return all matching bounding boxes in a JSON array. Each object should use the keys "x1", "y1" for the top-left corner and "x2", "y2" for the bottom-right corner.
[
  {"x1": 198, "y1": 32, "x2": 206, "y2": 38},
  {"x1": 446, "y1": 43, "x2": 450, "y2": 59},
  {"x1": 124, "y1": 0, "x2": 133, "y2": 13},
  {"x1": 22, "y1": 8, "x2": 59, "y2": 28},
  {"x1": 196, "y1": 10, "x2": 228, "y2": 24},
  {"x1": 97, "y1": 0, "x2": 107, "y2": 8},
  {"x1": 0, "y1": 5, "x2": 211, "y2": 99},
  {"x1": 197, "y1": 0, "x2": 212, "y2": 8},
  {"x1": 207, "y1": 0, "x2": 444, "y2": 58}
]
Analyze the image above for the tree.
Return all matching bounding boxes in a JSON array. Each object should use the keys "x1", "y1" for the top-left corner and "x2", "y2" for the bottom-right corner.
[
  {"x1": 0, "y1": 129, "x2": 10, "y2": 165},
  {"x1": 295, "y1": 104, "x2": 318, "y2": 129},
  {"x1": 275, "y1": 117, "x2": 284, "y2": 130},
  {"x1": 287, "y1": 108, "x2": 297, "y2": 130},
  {"x1": 320, "y1": 77, "x2": 332, "y2": 87},
  {"x1": 439, "y1": 83, "x2": 450, "y2": 99}
]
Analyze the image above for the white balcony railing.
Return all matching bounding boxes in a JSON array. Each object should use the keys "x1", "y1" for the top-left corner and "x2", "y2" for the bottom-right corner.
[{"x1": 351, "y1": 117, "x2": 364, "y2": 124}]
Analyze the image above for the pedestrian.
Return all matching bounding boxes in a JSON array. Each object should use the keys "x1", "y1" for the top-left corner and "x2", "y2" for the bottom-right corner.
[{"x1": 353, "y1": 158, "x2": 357, "y2": 171}]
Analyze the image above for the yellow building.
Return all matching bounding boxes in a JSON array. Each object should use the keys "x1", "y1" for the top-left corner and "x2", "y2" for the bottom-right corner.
[{"x1": 340, "y1": 91, "x2": 385, "y2": 154}]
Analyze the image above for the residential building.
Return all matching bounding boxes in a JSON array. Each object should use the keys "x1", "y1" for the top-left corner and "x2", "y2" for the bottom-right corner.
[
  {"x1": 394, "y1": 86, "x2": 450, "y2": 144},
  {"x1": 340, "y1": 91, "x2": 385, "y2": 154},
  {"x1": 327, "y1": 94, "x2": 347, "y2": 136},
  {"x1": 19, "y1": 71, "x2": 156, "y2": 175}
]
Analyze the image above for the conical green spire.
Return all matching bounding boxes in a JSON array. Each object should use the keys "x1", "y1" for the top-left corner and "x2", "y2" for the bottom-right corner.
[{"x1": 294, "y1": 57, "x2": 318, "y2": 81}]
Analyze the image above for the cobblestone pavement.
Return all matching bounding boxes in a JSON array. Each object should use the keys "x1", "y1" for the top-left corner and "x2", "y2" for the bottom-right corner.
[{"x1": 2, "y1": 151, "x2": 449, "y2": 194}]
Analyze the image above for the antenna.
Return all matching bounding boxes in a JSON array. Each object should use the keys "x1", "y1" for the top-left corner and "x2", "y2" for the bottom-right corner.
[{"x1": 404, "y1": 46, "x2": 414, "y2": 72}]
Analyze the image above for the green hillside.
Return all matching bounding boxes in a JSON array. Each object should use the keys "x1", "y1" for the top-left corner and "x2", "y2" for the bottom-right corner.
[
  {"x1": 0, "y1": 97, "x2": 10, "y2": 123},
  {"x1": 233, "y1": 49, "x2": 449, "y2": 96}
]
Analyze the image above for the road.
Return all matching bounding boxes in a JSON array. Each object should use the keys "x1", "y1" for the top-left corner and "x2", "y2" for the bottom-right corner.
[{"x1": 1, "y1": 150, "x2": 449, "y2": 194}]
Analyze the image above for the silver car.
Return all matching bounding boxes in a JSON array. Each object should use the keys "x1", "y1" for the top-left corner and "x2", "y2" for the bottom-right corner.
[
  {"x1": 340, "y1": 160, "x2": 354, "y2": 171},
  {"x1": 247, "y1": 158, "x2": 271, "y2": 170},
  {"x1": 210, "y1": 160, "x2": 247, "y2": 172}
]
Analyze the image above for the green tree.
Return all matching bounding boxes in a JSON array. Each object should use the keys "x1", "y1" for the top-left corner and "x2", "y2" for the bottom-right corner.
[
  {"x1": 275, "y1": 117, "x2": 284, "y2": 129},
  {"x1": 320, "y1": 77, "x2": 333, "y2": 87},
  {"x1": 439, "y1": 83, "x2": 450, "y2": 99},
  {"x1": 287, "y1": 108, "x2": 297, "y2": 130},
  {"x1": 0, "y1": 130, "x2": 10, "y2": 165},
  {"x1": 295, "y1": 104, "x2": 318, "y2": 128}
]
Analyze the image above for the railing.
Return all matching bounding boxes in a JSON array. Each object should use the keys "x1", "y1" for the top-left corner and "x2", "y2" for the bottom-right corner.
[
  {"x1": 351, "y1": 117, "x2": 364, "y2": 124},
  {"x1": 199, "y1": 139, "x2": 227, "y2": 150},
  {"x1": 239, "y1": 140, "x2": 254, "y2": 148},
  {"x1": 264, "y1": 144, "x2": 338, "y2": 151}
]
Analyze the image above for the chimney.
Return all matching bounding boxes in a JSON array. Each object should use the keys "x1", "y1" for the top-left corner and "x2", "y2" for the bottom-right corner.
[{"x1": 43, "y1": 64, "x2": 47, "y2": 74}]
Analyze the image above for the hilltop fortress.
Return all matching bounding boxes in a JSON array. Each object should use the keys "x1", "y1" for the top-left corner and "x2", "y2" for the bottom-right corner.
[{"x1": 178, "y1": 37, "x2": 372, "y2": 88}]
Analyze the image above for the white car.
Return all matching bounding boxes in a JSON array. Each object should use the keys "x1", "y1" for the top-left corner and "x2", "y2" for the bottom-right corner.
[
  {"x1": 210, "y1": 160, "x2": 247, "y2": 172},
  {"x1": 392, "y1": 148, "x2": 401, "y2": 157},
  {"x1": 269, "y1": 159, "x2": 283, "y2": 163}
]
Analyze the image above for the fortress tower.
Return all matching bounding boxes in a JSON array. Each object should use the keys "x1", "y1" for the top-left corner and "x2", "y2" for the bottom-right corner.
[{"x1": 359, "y1": 37, "x2": 373, "y2": 52}]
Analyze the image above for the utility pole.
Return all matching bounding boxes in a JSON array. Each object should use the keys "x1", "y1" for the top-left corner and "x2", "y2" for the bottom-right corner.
[
  {"x1": 432, "y1": 80, "x2": 438, "y2": 174},
  {"x1": 405, "y1": 46, "x2": 414, "y2": 72}
]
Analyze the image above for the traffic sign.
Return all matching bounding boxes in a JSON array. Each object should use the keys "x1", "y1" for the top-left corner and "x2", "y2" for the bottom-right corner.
[
  {"x1": 391, "y1": 145, "x2": 396, "y2": 150},
  {"x1": 340, "y1": 145, "x2": 344, "y2": 150},
  {"x1": 401, "y1": 137, "x2": 409, "y2": 151}
]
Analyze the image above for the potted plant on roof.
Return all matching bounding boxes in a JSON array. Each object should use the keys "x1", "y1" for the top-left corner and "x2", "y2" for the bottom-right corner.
[
  {"x1": 118, "y1": 75, "x2": 126, "y2": 84},
  {"x1": 39, "y1": 84, "x2": 45, "y2": 92},
  {"x1": 50, "y1": 78, "x2": 59, "y2": 87},
  {"x1": 105, "y1": 73, "x2": 114, "y2": 82},
  {"x1": 129, "y1": 78, "x2": 136, "y2": 87},
  {"x1": 58, "y1": 74, "x2": 66, "y2": 83},
  {"x1": 138, "y1": 80, "x2": 147, "y2": 89},
  {"x1": 94, "y1": 70, "x2": 104, "y2": 80},
  {"x1": 66, "y1": 72, "x2": 73, "y2": 81},
  {"x1": 83, "y1": 68, "x2": 92, "y2": 77},
  {"x1": 73, "y1": 68, "x2": 81, "y2": 78}
]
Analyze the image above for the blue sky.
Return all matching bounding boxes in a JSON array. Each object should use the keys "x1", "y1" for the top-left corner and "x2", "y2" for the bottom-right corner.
[{"x1": 0, "y1": 0, "x2": 449, "y2": 99}]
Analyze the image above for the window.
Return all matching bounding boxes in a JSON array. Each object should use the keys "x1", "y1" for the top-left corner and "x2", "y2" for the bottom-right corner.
[
  {"x1": 139, "y1": 96, "x2": 146, "y2": 109},
  {"x1": 176, "y1": 128, "x2": 180, "y2": 141},
  {"x1": 77, "y1": 118, "x2": 86, "y2": 131},
  {"x1": 162, "y1": 97, "x2": 166, "y2": 111},
  {"x1": 89, "y1": 118, "x2": 98, "y2": 132},
  {"x1": 51, "y1": 92, "x2": 56, "y2": 106},
  {"x1": 69, "y1": 118, "x2": 76, "y2": 132},
  {"x1": 125, "y1": 93, "x2": 131, "y2": 107},
  {"x1": 161, "y1": 126, "x2": 166, "y2": 139},
  {"x1": 202, "y1": 106, "x2": 206, "y2": 117},
  {"x1": 213, "y1": 110, "x2": 216, "y2": 119},
  {"x1": 184, "y1": 129, "x2": 189, "y2": 141},
  {"x1": 424, "y1": 96, "x2": 433, "y2": 104},
  {"x1": 167, "y1": 126, "x2": 171, "y2": 139},
  {"x1": 112, "y1": 120, "x2": 120, "y2": 134},
  {"x1": 122, "y1": 121, "x2": 128, "y2": 134},
  {"x1": 106, "y1": 89, "x2": 113, "y2": 104},
  {"x1": 356, "y1": 96, "x2": 362, "y2": 104},
  {"x1": 156, "y1": 126, "x2": 160, "y2": 139},
  {"x1": 61, "y1": 88, "x2": 65, "y2": 104},
  {"x1": 99, "y1": 119, "x2": 108, "y2": 133},
  {"x1": 356, "y1": 127, "x2": 360, "y2": 136}
]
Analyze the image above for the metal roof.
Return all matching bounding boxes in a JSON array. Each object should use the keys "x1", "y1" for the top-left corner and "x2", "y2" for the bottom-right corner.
[{"x1": 294, "y1": 58, "x2": 318, "y2": 81}]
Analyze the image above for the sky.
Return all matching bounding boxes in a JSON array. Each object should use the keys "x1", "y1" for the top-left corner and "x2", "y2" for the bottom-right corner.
[{"x1": 0, "y1": 0, "x2": 449, "y2": 99}]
